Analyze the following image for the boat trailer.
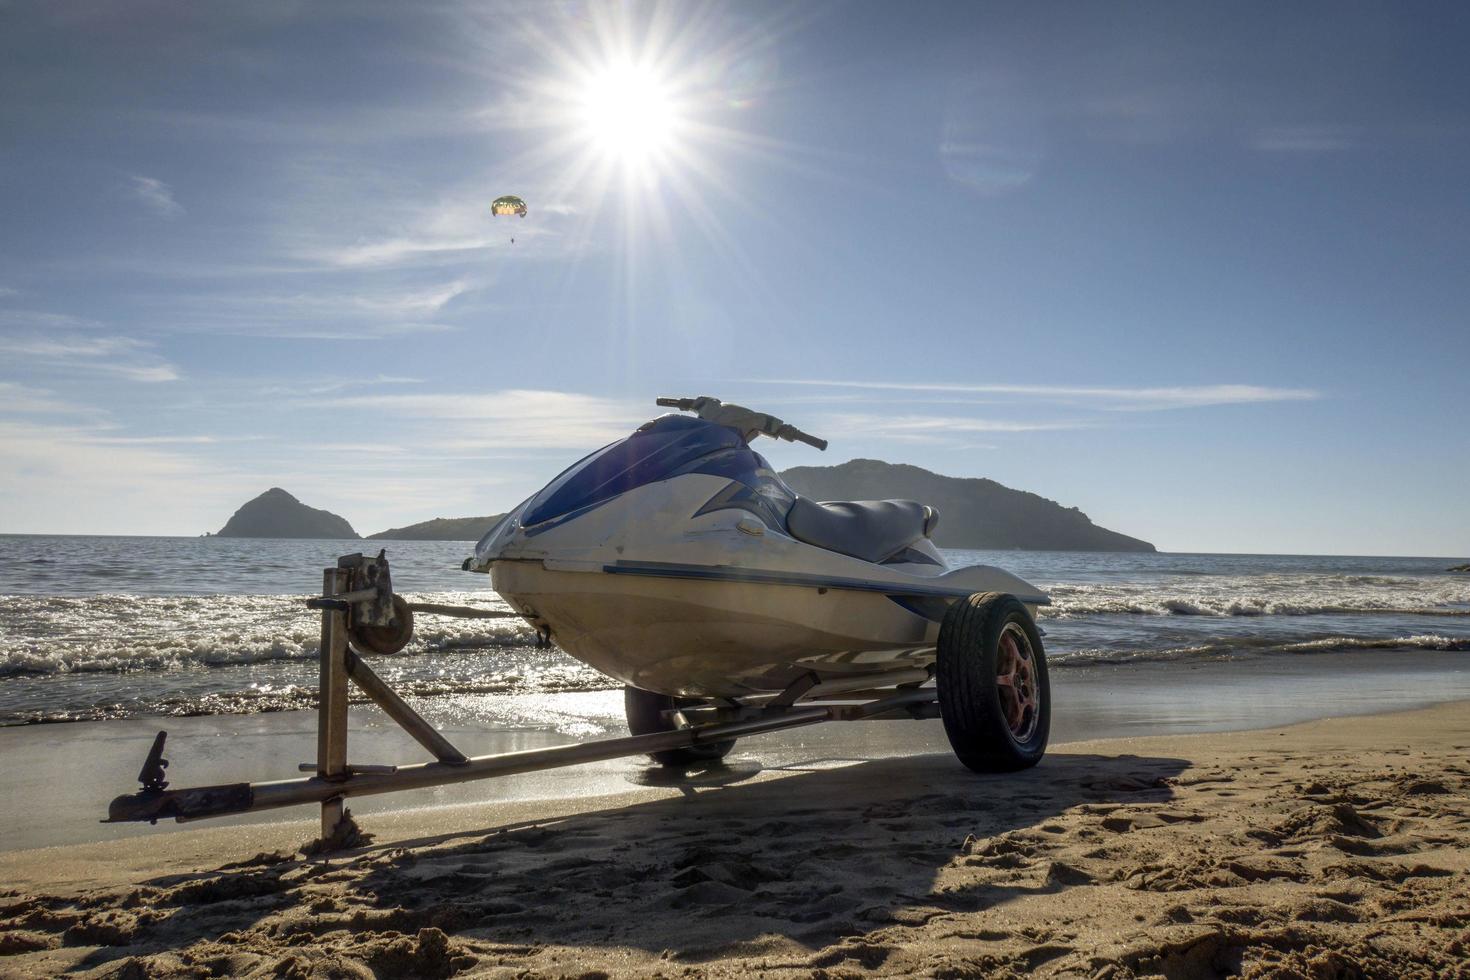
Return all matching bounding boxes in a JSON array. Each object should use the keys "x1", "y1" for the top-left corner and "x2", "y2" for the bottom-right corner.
[{"x1": 105, "y1": 552, "x2": 940, "y2": 842}]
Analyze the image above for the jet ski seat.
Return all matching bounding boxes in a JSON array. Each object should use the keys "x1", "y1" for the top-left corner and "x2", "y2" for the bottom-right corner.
[{"x1": 785, "y1": 497, "x2": 940, "y2": 564}]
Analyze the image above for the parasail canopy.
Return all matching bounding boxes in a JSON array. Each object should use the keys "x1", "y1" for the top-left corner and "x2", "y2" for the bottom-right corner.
[{"x1": 491, "y1": 195, "x2": 527, "y2": 218}]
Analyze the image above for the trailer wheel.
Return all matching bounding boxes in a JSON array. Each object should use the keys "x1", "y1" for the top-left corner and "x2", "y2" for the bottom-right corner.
[
  {"x1": 624, "y1": 687, "x2": 735, "y2": 767},
  {"x1": 936, "y1": 592, "x2": 1050, "y2": 772}
]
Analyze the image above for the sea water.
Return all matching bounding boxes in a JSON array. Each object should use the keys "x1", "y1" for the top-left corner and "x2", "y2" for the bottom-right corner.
[{"x1": 1, "y1": 534, "x2": 1466, "y2": 727}]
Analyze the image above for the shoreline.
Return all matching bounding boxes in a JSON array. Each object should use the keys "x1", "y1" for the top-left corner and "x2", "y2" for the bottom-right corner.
[
  {"x1": 1, "y1": 700, "x2": 1466, "y2": 977},
  {"x1": 1, "y1": 648, "x2": 1467, "y2": 852}
]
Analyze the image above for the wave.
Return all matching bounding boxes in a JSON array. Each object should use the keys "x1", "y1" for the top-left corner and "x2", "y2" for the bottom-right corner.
[
  {"x1": 4, "y1": 675, "x2": 622, "y2": 726},
  {"x1": 1049, "y1": 633, "x2": 1470, "y2": 667},
  {"x1": 0, "y1": 623, "x2": 540, "y2": 678},
  {"x1": 1042, "y1": 599, "x2": 1470, "y2": 619},
  {"x1": 0, "y1": 591, "x2": 539, "y2": 678},
  {"x1": 1040, "y1": 576, "x2": 1470, "y2": 619},
  {"x1": 0, "y1": 650, "x2": 616, "y2": 725}
]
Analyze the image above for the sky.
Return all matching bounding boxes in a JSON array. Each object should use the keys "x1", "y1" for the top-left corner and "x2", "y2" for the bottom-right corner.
[{"x1": 1, "y1": 1, "x2": 1467, "y2": 555}]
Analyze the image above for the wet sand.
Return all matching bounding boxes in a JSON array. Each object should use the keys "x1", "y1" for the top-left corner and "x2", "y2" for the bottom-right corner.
[
  {"x1": 0, "y1": 694, "x2": 1468, "y2": 975},
  {"x1": 1, "y1": 648, "x2": 1467, "y2": 852}
]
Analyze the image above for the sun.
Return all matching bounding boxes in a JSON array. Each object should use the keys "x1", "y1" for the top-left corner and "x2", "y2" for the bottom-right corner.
[
  {"x1": 482, "y1": 1, "x2": 792, "y2": 257},
  {"x1": 578, "y1": 61, "x2": 679, "y2": 166}
]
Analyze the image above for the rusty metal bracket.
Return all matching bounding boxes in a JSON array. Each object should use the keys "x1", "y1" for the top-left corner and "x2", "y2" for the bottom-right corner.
[
  {"x1": 765, "y1": 672, "x2": 820, "y2": 712},
  {"x1": 336, "y1": 550, "x2": 395, "y2": 629}
]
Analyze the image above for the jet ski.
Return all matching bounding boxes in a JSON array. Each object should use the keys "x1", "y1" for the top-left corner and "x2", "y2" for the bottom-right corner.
[{"x1": 468, "y1": 396, "x2": 1052, "y2": 771}]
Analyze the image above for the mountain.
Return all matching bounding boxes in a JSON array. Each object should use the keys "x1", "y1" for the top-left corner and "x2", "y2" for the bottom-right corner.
[
  {"x1": 216, "y1": 488, "x2": 358, "y2": 539},
  {"x1": 356, "y1": 459, "x2": 1154, "y2": 552},
  {"x1": 367, "y1": 515, "x2": 506, "y2": 541},
  {"x1": 780, "y1": 459, "x2": 1154, "y2": 552}
]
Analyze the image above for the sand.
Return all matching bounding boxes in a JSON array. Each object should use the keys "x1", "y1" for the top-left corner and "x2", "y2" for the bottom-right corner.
[{"x1": 1, "y1": 702, "x2": 1467, "y2": 979}]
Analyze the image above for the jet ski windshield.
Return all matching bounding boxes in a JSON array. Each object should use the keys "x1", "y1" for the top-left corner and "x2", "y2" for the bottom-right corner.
[{"x1": 520, "y1": 414, "x2": 748, "y2": 528}]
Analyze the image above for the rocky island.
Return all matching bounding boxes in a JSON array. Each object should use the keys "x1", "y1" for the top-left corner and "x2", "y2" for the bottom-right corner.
[
  {"x1": 367, "y1": 515, "x2": 506, "y2": 541},
  {"x1": 780, "y1": 459, "x2": 1155, "y2": 552},
  {"x1": 216, "y1": 488, "x2": 358, "y2": 539}
]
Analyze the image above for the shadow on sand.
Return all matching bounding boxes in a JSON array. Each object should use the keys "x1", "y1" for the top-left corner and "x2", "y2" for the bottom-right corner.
[{"x1": 38, "y1": 747, "x2": 1191, "y2": 974}]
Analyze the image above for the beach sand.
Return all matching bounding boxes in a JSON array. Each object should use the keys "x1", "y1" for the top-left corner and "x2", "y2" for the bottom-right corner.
[{"x1": 1, "y1": 701, "x2": 1467, "y2": 978}]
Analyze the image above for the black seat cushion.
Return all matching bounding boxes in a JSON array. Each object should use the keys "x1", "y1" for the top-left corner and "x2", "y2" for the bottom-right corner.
[{"x1": 786, "y1": 497, "x2": 933, "y2": 564}]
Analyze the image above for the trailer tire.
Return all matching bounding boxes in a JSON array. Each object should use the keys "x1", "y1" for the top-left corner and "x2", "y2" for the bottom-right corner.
[
  {"x1": 624, "y1": 686, "x2": 736, "y2": 767},
  {"x1": 937, "y1": 592, "x2": 1050, "y2": 772}
]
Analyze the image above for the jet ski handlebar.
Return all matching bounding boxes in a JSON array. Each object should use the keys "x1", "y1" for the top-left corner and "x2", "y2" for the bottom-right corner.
[{"x1": 655, "y1": 396, "x2": 827, "y2": 451}]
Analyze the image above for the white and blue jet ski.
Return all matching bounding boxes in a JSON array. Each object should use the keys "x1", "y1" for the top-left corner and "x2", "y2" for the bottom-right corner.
[{"x1": 468, "y1": 396, "x2": 1052, "y2": 770}]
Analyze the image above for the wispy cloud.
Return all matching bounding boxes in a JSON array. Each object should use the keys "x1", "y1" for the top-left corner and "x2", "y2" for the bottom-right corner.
[
  {"x1": 820, "y1": 412, "x2": 1088, "y2": 445},
  {"x1": 0, "y1": 310, "x2": 104, "y2": 330},
  {"x1": 310, "y1": 387, "x2": 1081, "y2": 454},
  {"x1": 308, "y1": 388, "x2": 642, "y2": 449},
  {"x1": 0, "y1": 421, "x2": 196, "y2": 479},
  {"x1": 0, "y1": 335, "x2": 180, "y2": 383},
  {"x1": 746, "y1": 379, "x2": 1320, "y2": 410},
  {"x1": 0, "y1": 381, "x2": 93, "y2": 416},
  {"x1": 0, "y1": 418, "x2": 249, "y2": 534},
  {"x1": 293, "y1": 190, "x2": 581, "y2": 270},
  {"x1": 127, "y1": 175, "x2": 185, "y2": 218},
  {"x1": 299, "y1": 374, "x2": 425, "y2": 396},
  {"x1": 132, "y1": 102, "x2": 507, "y2": 148},
  {"x1": 317, "y1": 235, "x2": 505, "y2": 269},
  {"x1": 147, "y1": 278, "x2": 472, "y2": 339},
  {"x1": 88, "y1": 434, "x2": 263, "y2": 445},
  {"x1": 1252, "y1": 125, "x2": 1355, "y2": 154}
]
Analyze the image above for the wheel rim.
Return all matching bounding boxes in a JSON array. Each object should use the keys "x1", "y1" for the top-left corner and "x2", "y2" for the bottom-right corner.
[{"x1": 995, "y1": 622, "x2": 1040, "y2": 743}]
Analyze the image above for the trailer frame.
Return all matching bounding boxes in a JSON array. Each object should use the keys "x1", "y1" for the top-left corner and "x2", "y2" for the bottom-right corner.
[{"x1": 104, "y1": 552, "x2": 939, "y2": 840}]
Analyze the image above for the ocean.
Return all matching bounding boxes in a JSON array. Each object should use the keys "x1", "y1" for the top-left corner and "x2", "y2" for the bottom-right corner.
[{"x1": 1, "y1": 534, "x2": 1467, "y2": 729}]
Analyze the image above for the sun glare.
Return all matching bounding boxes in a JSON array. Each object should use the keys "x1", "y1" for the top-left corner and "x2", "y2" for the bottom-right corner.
[
  {"x1": 579, "y1": 62, "x2": 678, "y2": 165},
  {"x1": 492, "y1": 3, "x2": 789, "y2": 261}
]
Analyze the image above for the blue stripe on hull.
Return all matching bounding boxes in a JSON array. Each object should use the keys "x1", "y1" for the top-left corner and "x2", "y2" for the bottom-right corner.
[{"x1": 600, "y1": 559, "x2": 1049, "y2": 605}]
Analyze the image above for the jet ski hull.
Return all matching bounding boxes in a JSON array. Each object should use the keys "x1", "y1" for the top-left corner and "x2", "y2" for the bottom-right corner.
[
  {"x1": 492, "y1": 559, "x2": 1038, "y2": 697},
  {"x1": 472, "y1": 412, "x2": 1051, "y2": 699},
  {"x1": 494, "y1": 560, "x2": 932, "y2": 695}
]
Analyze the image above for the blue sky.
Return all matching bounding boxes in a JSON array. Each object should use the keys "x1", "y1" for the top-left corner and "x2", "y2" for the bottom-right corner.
[{"x1": 2, "y1": 1, "x2": 1467, "y2": 555}]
